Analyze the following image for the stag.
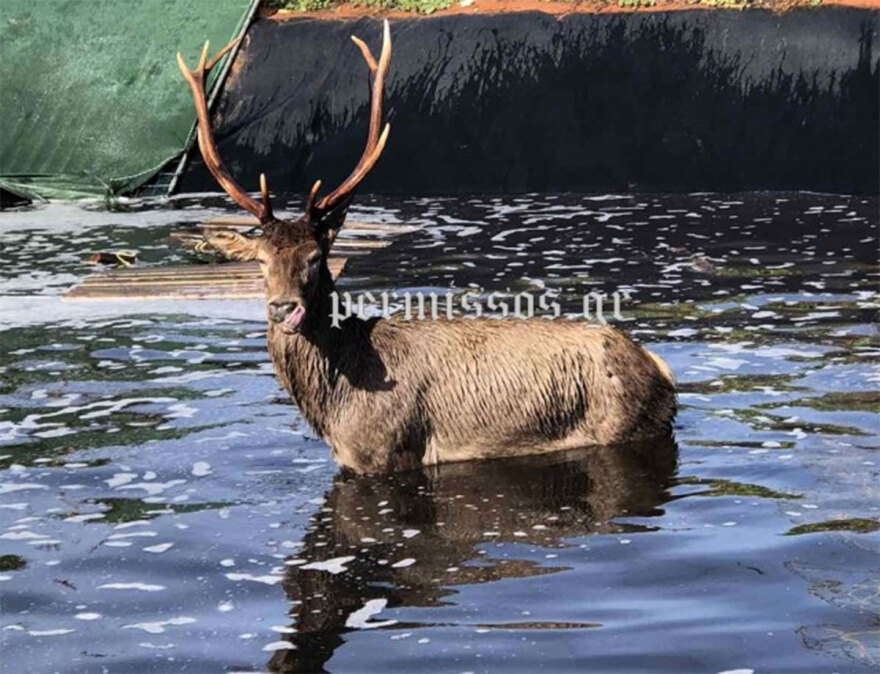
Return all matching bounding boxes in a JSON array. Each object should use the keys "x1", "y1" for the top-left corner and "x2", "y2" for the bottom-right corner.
[{"x1": 177, "y1": 21, "x2": 676, "y2": 474}]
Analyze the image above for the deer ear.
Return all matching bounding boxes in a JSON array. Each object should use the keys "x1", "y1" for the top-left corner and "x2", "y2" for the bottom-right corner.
[
  {"x1": 313, "y1": 197, "x2": 353, "y2": 252},
  {"x1": 202, "y1": 229, "x2": 259, "y2": 261}
]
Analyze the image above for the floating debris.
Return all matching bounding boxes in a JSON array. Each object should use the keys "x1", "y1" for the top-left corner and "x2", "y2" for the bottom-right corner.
[
  {"x1": 786, "y1": 519, "x2": 880, "y2": 536},
  {"x1": 86, "y1": 251, "x2": 138, "y2": 267}
]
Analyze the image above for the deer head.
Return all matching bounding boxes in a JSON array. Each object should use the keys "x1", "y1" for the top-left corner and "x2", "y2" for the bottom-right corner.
[{"x1": 177, "y1": 21, "x2": 392, "y2": 334}]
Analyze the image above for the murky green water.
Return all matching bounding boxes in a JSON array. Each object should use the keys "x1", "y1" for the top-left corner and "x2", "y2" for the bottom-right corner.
[{"x1": 1, "y1": 193, "x2": 877, "y2": 673}]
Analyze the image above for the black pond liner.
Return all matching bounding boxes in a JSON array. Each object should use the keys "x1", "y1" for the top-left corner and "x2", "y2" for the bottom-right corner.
[{"x1": 179, "y1": 8, "x2": 880, "y2": 196}]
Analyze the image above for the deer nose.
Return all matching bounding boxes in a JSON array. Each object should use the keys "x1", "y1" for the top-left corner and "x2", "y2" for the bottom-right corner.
[{"x1": 268, "y1": 301, "x2": 298, "y2": 323}]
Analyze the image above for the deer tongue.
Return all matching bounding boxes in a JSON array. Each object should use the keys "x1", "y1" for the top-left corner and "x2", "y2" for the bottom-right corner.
[{"x1": 285, "y1": 305, "x2": 306, "y2": 330}]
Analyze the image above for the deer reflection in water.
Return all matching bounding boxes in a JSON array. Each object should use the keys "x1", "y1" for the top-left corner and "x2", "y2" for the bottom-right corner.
[{"x1": 268, "y1": 437, "x2": 677, "y2": 672}]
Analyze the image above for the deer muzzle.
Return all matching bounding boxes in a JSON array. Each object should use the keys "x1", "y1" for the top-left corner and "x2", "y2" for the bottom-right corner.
[{"x1": 269, "y1": 302, "x2": 306, "y2": 331}]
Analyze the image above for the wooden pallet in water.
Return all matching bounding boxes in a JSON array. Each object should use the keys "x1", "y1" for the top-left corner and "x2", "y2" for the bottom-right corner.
[
  {"x1": 64, "y1": 219, "x2": 418, "y2": 301},
  {"x1": 65, "y1": 259, "x2": 347, "y2": 301}
]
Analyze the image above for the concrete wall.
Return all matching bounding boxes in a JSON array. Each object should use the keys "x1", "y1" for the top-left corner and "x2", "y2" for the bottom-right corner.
[{"x1": 180, "y1": 8, "x2": 879, "y2": 196}]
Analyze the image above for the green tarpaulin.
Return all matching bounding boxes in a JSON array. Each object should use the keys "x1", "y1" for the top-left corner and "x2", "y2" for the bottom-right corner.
[{"x1": 0, "y1": 0, "x2": 255, "y2": 200}]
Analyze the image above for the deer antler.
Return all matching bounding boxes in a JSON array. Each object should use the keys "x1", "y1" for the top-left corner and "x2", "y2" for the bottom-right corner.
[
  {"x1": 177, "y1": 40, "x2": 275, "y2": 224},
  {"x1": 309, "y1": 19, "x2": 392, "y2": 219}
]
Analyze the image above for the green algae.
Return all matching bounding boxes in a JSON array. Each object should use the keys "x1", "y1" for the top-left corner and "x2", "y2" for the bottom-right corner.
[{"x1": 786, "y1": 519, "x2": 880, "y2": 536}]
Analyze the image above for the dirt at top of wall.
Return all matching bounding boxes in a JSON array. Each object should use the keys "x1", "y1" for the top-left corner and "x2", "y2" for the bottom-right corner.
[{"x1": 265, "y1": 0, "x2": 879, "y2": 21}]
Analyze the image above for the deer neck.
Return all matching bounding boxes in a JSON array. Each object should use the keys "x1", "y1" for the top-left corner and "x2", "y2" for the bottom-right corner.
[{"x1": 265, "y1": 271, "x2": 355, "y2": 438}]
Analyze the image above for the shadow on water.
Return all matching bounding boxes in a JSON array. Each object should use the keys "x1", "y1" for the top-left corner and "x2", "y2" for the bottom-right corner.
[{"x1": 267, "y1": 437, "x2": 677, "y2": 673}]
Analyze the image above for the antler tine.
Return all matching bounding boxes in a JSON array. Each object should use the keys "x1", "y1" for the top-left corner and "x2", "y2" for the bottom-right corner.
[
  {"x1": 177, "y1": 41, "x2": 274, "y2": 225},
  {"x1": 313, "y1": 20, "x2": 392, "y2": 215},
  {"x1": 350, "y1": 36, "x2": 378, "y2": 74},
  {"x1": 206, "y1": 38, "x2": 240, "y2": 72},
  {"x1": 259, "y1": 173, "x2": 274, "y2": 222},
  {"x1": 198, "y1": 40, "x2": 210, "y2": 70},
  {"x1": 305, "y1": 179, "x2": 323, "y2": 215},
  {"x1": 368, "y1": 19, "x2": 392, "y2": 154}
]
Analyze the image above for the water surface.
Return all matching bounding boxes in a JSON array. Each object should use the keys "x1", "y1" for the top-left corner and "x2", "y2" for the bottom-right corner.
[{"x1": 0, "y1": 193, "x2": 877, "y2": 673}]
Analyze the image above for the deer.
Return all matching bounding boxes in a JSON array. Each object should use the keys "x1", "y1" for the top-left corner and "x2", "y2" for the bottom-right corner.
[{"x1": 177, "y1": 20, "x2": 676, "y2": 475}]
